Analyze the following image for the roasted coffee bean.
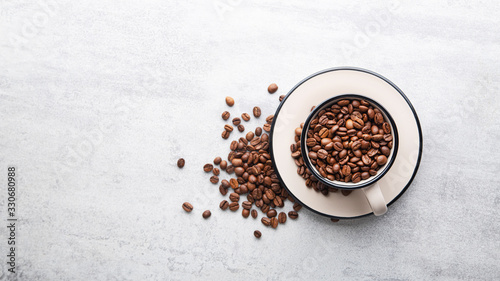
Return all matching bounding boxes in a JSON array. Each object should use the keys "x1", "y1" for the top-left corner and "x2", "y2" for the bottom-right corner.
[
  {"x1": 224, "y1": 124, "x2": 234, "y2": 132},
  {"x1": 270, "y1": 217, "x2": 278, "y2": 228},
  {"x1": 266, "y1": 115, "x2": 274, "y2": 124},
  {"x1": 377, "y1": 155, "x2": 388, "y2": 165},
  {"x1": 220, "y1": 160, "x2": 228, "y2": 170},
  {"x1": 268, "y1": 83, "x2": 278, "y2": 93},
  {"x1": 254, "y1": 230, "x2": 262, "y2": 238},
  {"x1": 238, "y1": 124, "x2": 245, "y2": 132},
  {"x1": 222, "y1": 130, "x2": 230, "y2": 139},
  {"x1": 242, "y1": 113, "x2": 251, "y2": 121},
  {"x1": 222, "y1": 111, "x2": 230, "y2": 120},
  {"x1": 253, "y1": 106, "x2": 262, "y2": 118},
  {"x1": 251, "y1": 209, "x2": 258, "y2": 218},
  {"x1": 242, "y1": 209, "x2": 250, "y2": 218},
  {"x1": 351, "y1": 172, "x2": 361, "y2": 183},
  {"x1": 293, "y1": 203, "x2": 302, "y2": 212},
  {"x1": 182, "y1": 202, "x2": 193, "y2": 212},
  {"x1": 220, "y1": 200, "x2": 229, "y2": 210},
  {"x1": 246, "y1": 131, "x2": 254, "y2": 141},
  {"x1": 219, "y1": 185, "x2": 228, "y2": 195},
  {"x1": 226, "y1": 165, "x2": 234, "y2": 174},
  {"x1": 229, "y1": 192, "x2": 240, "y2": 202},
  {"x1": 279, "y1": 95, "x2": 285, "y2": 102},
  {"x1": 288, "y1": 211, "x2": 298, "y2": 219},
  {"x1": 202, "y1": 210, "x2": 211, "y2": 219},
  {"x1": 226, "y1": 96, "x2": 235, "y2": 106},
  {"x1": 210, "y1": 176, "x2": 219, "y2": 184},
  {"x1": 232, "y1": 117, "x2": 241, "y2": 125},
  {"x1": 229, "y1": 202, "x2": 239, "y2": 211},
  {"x1": 213, "y1": 168, "x2": 220, "y2": 176},
  {"x1": 177, "y1": 158, "x2": 185, "y2": 168},
  {"x1": 278, "y1": 212, "x2": 287, "y2": 223},
  {"x1": 331, "y1": 218, "x2": 340, "y2": 223},
  {"x1": 214, "y1": 156, "x2": 222, "y2": 165},
  {"x1": 261, "y1": 217, "x2": 271, "y2": 226},
  {"x1": 203, "y1": 163, "x2": 213, "y2": 172},
  {"x1": 242, "y1": 201, "x2": 252, "y2": 210},
  {"x1": 267, "y1": 209, "x2": 277, "y2": 218},
  {"x1": 263, "y1": 123, "x2": 271, "y2": 132},
  {"x1": 255, "y1": 127, "x2": 262, "y2": 136}
]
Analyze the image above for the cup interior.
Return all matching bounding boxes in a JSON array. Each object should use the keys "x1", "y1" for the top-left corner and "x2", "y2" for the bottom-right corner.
[{"x1": 300, "y1": 94, "x2": 399, "y2": 190}]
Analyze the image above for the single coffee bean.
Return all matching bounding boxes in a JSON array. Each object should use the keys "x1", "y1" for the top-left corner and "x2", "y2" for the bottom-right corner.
[
  {"x1": 202, "y1": 210, "x2": 211, "y2": 219},
  {"x1": 232, "y1": 118, "x2": 241, "y2": 126},
  {"x1": 251, "y1": 209, "x2": 258, "y2": 218},
  {"x1": 293, "y1": 203, "x2": 302, "y2": 212},
  {"x1": 220, "y1": 160, "x2": 228, "y2": 170},
  {"x1": 242, "y1": 113, "x2": 251, "y2": 121},
  {"x1": 229, "y1": 202, "x2": 239, "y2": 211},
  {"x1": 331, "y1": 218, "x2": 340, "y2": 223},
  {"x1": 254, "y1": 230, "x2": 262, "y2": 238},
  {"x1": 219, "y1": 200, "x2": 229, "y2": 210},
  {"x1": 213, "y1": 168, "x2": 220, "y2": 176},
  {"x1": 224, "y1": 124, "x2": 234, "y2": 132},
  {"x1": 222, "y1": 111, "x2": 230, "y2": 120},
  {"x1": 374, "y1": 112, "x2": 384, "y2": 124},
  {"x1": 219, "y1": 185, "x2": 228, "y2": 195},
  {"x1": 226, "y1": 96, "x2": 235, "y2": 106},
  {"x1": 377, "y1": 155, "x2": 388, "y2": 165},
  {"x1": 278, "y1": 212, "x2": 287, "y2": 223},
  {"x1": 261, "y1": 217, "x2": 271, "y2": 226},
  {"x1": 270, "y1": 217, "x2": 278, "y2": 228},
  {"x1": 242, "y1": 201, "x2": 252, "y2": 209},
  {"x1": 203, "y1": 163, "x2": 213, "y2": 172},
  {"x1": 268, "y1": 83, "x2": 278, "y2": 93},
  {"x1": 242, "y1": 209, "x2": 250, "y2": 218},
  {"x1": 210, "y1": 176, "x2": 219, "y2": 184},
  {"x1": 229, "y1": 192, "x2": 240, "y2": 202},
  {"x1": 232, "y1": 158, "x2": 243, "y2": 167},
  {"x1": 214, "y1": 156, "x2": 222, "y2": 165},
  {"x1": 253, "y1": 106, "x2": 261, "y2": 118},
  {"x1": 267, "y1": 209, "x2": 277, "y2": 218},
  {"x1": 182, "y1": 202, "x2": 193, "y2": 212},
  {"x1": 266, "y1": 115, "x2": 274, "y2": 124},
  {"x1": 222, "y1": 130, "x2": 230, "y2": 139},
  {"x1": 177, "y1": 158, "x2": 185, "y2": 168},
  {"x1": 380, "y1": 146, "x2": 390, "y2": 156},
  {"x1": 288, "y1": 211, "x2": 298, "y2": 219},
  {"x1": 263, "y1": 123, "x2": 271, "y2": 132},
  {"x1": 279, "y1": 95, "x2": 285, "y2": 102},
  {"x1": 255, "y1": 127, "x2": 262, "y2": 136},
  {"x1": 226, "y1": 165, "x2": 235, "y2": 174},
  {"x1": 246, "y1": 131, "x2": 254, "y2": 141}
]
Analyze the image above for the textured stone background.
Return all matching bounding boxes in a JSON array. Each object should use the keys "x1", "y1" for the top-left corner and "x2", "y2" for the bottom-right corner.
[{"x1": 0, "y1": 0, "x2": 499, "y2": 280}]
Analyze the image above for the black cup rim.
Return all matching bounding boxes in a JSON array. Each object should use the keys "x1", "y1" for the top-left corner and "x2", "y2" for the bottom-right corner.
[{"x1": 300, "y1": 94, "x2": 399, "y2": 190}]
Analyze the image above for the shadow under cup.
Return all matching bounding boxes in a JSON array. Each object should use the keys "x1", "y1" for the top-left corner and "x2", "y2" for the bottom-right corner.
[{"x1": 299, "y1": 94, "x2": 399, "y2": 214}]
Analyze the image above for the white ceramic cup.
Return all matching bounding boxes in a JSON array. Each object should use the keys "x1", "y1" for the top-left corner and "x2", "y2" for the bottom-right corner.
[{"x1": 300, "y1": 94, "x2": 399, "y2": 216}]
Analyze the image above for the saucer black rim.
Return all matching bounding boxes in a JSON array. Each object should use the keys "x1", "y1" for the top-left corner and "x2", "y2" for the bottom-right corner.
[
  {"x1": 299, "y1": 94, "x2": 399, "y2": 190},
  {"x1": 269, "y1": 66, "x2": 423, "y2": 220}
]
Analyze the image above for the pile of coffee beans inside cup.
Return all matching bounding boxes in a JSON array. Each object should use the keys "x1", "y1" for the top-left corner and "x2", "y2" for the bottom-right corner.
[
  {"x1": 290, "y1": 98, "x2": 393, "y2": 196},
  {"x1": 180, "y1": 84, "x2": 313, "y2": 239}
]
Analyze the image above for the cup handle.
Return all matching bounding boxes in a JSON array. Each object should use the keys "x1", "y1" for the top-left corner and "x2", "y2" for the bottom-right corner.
[{"x1": 361, "y1": 182, "x2": 387, "y2": 216}]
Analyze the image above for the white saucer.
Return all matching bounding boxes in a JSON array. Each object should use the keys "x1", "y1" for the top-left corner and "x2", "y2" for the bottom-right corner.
[{"x1": 270, "y1": 67, "x2": 422, "y2": 219}]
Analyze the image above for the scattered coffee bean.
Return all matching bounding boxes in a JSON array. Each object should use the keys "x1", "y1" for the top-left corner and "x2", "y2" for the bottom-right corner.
[
  {"x1": 224, "y1": 124, "x2": 234, "y2": 132},
  {"x1": 268, "y1": 83, "x2": 278, "y2": 94},
  {"x1": 270, "y1": 217, "x2": 278, "y2": 228},
  {"x1": 229, "y1": 202, "x2": 239, "y2": 211},
  {"x1": 213, "y1": 168, "x2": 220, "y2": 176},
  {"x1": 242, "y1": 113, "x2": 251, "y2": 121},
  {"x1": 261, "y1": 217, "x2": 271, "y2": 226},
  {"x1": 267, "y1": 209, "x2": 277, "y2": 218},
  {"x1": 255, "y1": 127, "x2": 262, "y2": 136},
  {"x1": 222, "y1": 111, "x2": 230, "y2": 120},
  {"x1": 226, "y1": 96, "x2": 235, "y2": 106},
  {"x1": 293, "y1": 203, "x2": 302, "y2": 212},
  {"x1": 263, "y1": 123, "x2": 271, "y2": 132},
  {"x1": 182, "y1": 202, "x2": 193, "y2": 212},
  {"x1": 253, "y1": 106, "x2": 261, "y2": 118},
  {"x1": 214, "y1": 157, "x2": 222, "y2": 165},
  {"x1": 220, "y1": 200, "x2": 229, "y2": 210},
  {"x1": 238, "y1": 124, "x2": 245, "y2": 132},
  {"x1": 203, "y1": 164, "x2": 213, "y2": 172},
  {"x1": 242, "y1": 209, "x2": 250, "y2": 218},
  {"x1": 210, "y1": 176, "x2": 219, "y2": 184},
  {"x1": 232, "y1": 118, "x2": 241, "y2": 126},
  {"x1": 330, "y1": 218, "x2": 340, "y2": 223},
  {"x1": 202, "y1": 210, "x2": 211, "y2": 219},
  {"x1": 220, "y1": 160, "x2": 228, "y2": 170},
  {"x1": 279, "y1": 95, "x2": 285, "y2": 102},
  {"x1": 219, "y1": 185, "x2": 228, "y2": 195},
  {"x1": 251, "y1": 209, "x2": 258, "y2": 219},
  {"x1": 254, "y1": 230, "x2": 262, "y2": 238},
  {"x1": 288, "y1": 211, "x2": 298, "y2": 219},
  {"x1": 222, "y1": 130, "x2": 230, "y2": 139},
  {"x1": 177, "y1": 158, "x2": 185, "y2": 168},
  {"x1": 278, "y1": 212, "x2": 287, "y2": 223},
  {"x1": 242, "y1": 201, "x2": 252, "y2": 210},
  {"x1": 229, "y1": 192, "x2": 240, "y2": 202}
]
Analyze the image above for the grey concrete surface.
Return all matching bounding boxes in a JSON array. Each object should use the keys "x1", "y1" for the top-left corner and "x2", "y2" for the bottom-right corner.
[{"x1": 0, "y1": 0, "x2": 499, "y2": 280}]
